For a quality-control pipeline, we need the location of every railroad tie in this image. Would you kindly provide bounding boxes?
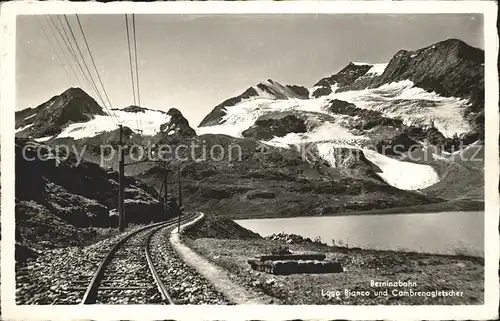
[68,286,153,291]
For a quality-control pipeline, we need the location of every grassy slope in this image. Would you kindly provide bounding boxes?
[133,134,438,220]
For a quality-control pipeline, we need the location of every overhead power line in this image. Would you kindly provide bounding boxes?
[132,14,142,132]
[132,14,141,107]
[45,14,120,127]
[43,16,87,89]
[36,15,74,86]
[125,14,139,131]
[63,15,113,117]
[48,15,100,101]
[75,14,119,124]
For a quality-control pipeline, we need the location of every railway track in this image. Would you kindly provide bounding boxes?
[78,213,198,304]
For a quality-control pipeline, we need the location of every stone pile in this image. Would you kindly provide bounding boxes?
[265,232,324,245]
[248,252,342,275]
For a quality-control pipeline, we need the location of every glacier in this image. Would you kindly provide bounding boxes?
[196,79,470,190]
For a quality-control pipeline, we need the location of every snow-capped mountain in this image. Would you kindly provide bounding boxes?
[15,38,484,220]
[196,38,484,192]
[15,88,195,142]
[198,79,309,127]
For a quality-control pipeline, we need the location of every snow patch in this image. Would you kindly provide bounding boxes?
[266,122,370,150]
[56,109,172,140]
[363,149,440,190]
[351,62,388,75]
[330,80,471,138]
[24,114,36,120]
[309,86,322,98]
[261,140,292,150]
[352,62,372,66]
[34,136,53,142]
[196,95,333,138]
[316,143,339,167]
[15,123,33,133]
[365,63,388,76]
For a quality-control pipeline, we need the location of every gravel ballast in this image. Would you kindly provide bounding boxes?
[16,215,232,305]
[16,224,150,305]
[149,224,231,304]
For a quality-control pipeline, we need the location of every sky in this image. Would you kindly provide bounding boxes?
[16,14,483,127]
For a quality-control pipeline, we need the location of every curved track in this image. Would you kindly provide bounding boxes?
[80,213,197,304]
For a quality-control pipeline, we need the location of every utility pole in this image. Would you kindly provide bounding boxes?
[118,125,125,232]
[178,163,183,209]
[177,163,182,233]
[163,161,168,215]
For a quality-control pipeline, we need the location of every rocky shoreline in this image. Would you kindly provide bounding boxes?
[182,216,484,305]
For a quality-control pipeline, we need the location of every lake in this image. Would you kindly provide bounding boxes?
[236,211,484,257]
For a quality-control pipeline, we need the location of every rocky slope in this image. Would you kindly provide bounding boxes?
[14,137,168,251]
[183,215,262,240]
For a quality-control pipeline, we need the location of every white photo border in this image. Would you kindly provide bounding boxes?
[1,1,498,320]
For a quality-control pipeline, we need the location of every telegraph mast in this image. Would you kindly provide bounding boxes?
[118,125,126,232]
[163,161,168,214]
[177,163,183,232]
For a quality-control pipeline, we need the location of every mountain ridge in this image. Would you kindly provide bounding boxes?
[14,37,484,235]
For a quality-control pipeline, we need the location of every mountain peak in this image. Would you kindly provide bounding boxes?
[159,108,196,137]
[15,87,106,139]
[60,87,92,101]
[199,79,308,127]
[436,38,469,48]
[119,105,165,114]
[254,79,308,100]
[311,63,373,98]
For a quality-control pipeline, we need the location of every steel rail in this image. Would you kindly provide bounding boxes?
[80,213,197,304]
[145,224,176,304]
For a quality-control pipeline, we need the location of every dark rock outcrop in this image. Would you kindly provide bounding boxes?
[159,108,196,137]
[242,115,307,140]
[246,191,276,199]
[286,85,309,98]
[15,242,39,263]
[119,105,164,114]
[15,138,164,230]
[325,99,403,130]
[254,80,309,100]
[311,63,372,98]
[375,133,420,156]
[370,39,483,101]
